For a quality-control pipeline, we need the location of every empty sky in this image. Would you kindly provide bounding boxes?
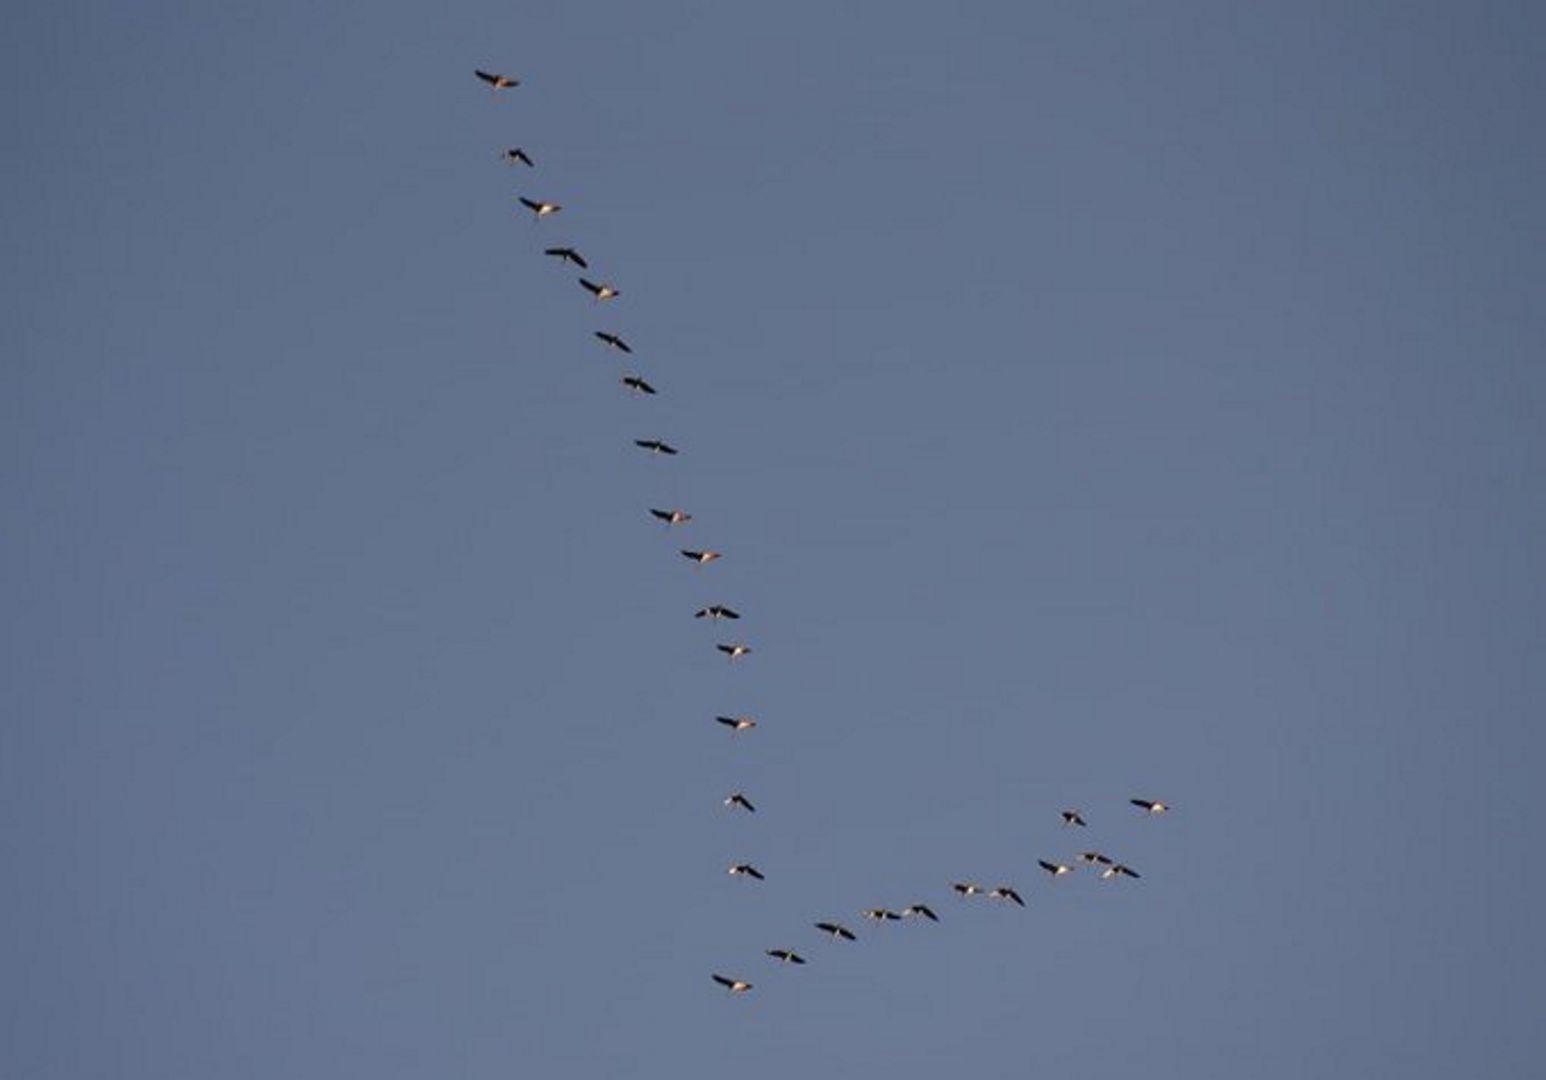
[4,2,1544,1077]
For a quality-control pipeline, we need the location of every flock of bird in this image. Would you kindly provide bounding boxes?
[474,67,1173,999]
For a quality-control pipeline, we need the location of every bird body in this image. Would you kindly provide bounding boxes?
[681,549,721,565]
[475,69,519,90]
[695,604,740,620]
[902,904,939,922]
[544,246,587,268]
[595,331,632,353]
[1038,860,1073,878]
[712,974,753,993]
[1131,798,1170,814]
[518,197,560,218]
[1061,810,1087,827]
[715,715,757,733]
[728,863,765,880]
[503,147,534,166]
[635,439,678,456]
[989,886,1025,907]
[815,921,856,941]
[650,508,692,525]
[580,278,620,300]
[724,792,756,813]
[717,643,751,661]
[766,949,806,965]
[621,375,657,396]
[1101,863,1141,880]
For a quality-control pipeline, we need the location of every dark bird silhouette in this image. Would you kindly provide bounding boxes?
[1131,798,1170,815]
[621,375,657,396]
[544,246,587,268]
[902,904,939,922]
[728,863,764,881]
[815,921,856,941]
[861,908,902,922]
[503,147,534,166]
[1038,860,1073,878]
[634,439,678,456]
[475,69,519,90]
[1061,810,1087,828]
[518,197,560,219]
[695,604,740,620]
[989,886,1025,907]
[595,331,632,353]
[712,974,753,994]
[1078,851,1114,867]
[717,643,751,661]
[681,549,721,565]
[724,792,756,813]
[1101,863,1142,880]
[715,715,757,733]
[766,949,806,965]
[650,508,692,525]
[579,277,619,301]
[952,882,984,898]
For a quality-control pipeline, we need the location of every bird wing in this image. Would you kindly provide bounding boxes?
[712,974,733,988]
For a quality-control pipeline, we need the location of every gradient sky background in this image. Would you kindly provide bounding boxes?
[5,2,1544,1077]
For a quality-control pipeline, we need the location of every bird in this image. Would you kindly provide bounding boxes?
[579,278,620,301]
[952,882,984,898]
[861,908,902,922]
[814,921,856,941]
[518,197,560,219]
[1101,863,1142,880]
[988,886,1025,907]
[1078,851,1113,867]
[712,974,753,994]
[1131,798,1169,814]
[728,863,764,881]
[695,604,740,620]
[595,331,632,353]
[502,147,534,166]
[901,904,939,922]
[650,508,692,525]
[717,643,751,661]
[1038,860,1074,878]
[621,375,657,396]
[715,715,757,733]
[724,792,756,813]
[475,69,519,90]
[1061,810,1087,828]
[544,246,587,268]
[766,949,805,965]
[635,439,678,456]
[681,549,721,565]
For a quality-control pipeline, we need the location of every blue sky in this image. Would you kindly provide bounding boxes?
[4,2,1544,1077]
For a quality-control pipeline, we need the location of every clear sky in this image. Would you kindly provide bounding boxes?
[4,2,1544,1077]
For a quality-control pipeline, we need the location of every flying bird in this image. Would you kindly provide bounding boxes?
[544,246,587,268]
[766,949,806,965]
[502,147,534,166]
[634,439,678,456]
[1078,851,1113,867]
[1131,798,1170,814]
[861,908,902,922]
[475,69,519,90]
[814,922,856,941]
[724,792,756,813]
[712,974,753,994]
[579,278,619,301]
[1038,860,1073,878]
[728,863,765,881]
[650,508,692,525]
[952,882,984,898]
[1061,810,1087,828]
[681,549,721,565]
[717,643,751,661]
[621,375,657,396]
[715,715,757,733]
[594,331,632,353]
[695,604,740,620]
[989,886,1025,907]
[1101,863,1142,880]
[518,197,560,219]
[902,904,939,922]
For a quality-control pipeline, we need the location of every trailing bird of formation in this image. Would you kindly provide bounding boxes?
[473,65,1175,1001]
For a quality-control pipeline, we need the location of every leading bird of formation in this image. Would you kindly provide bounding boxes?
[475,68,1175,999]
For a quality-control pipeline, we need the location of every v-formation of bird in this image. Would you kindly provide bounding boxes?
[475,66,1172,1000]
